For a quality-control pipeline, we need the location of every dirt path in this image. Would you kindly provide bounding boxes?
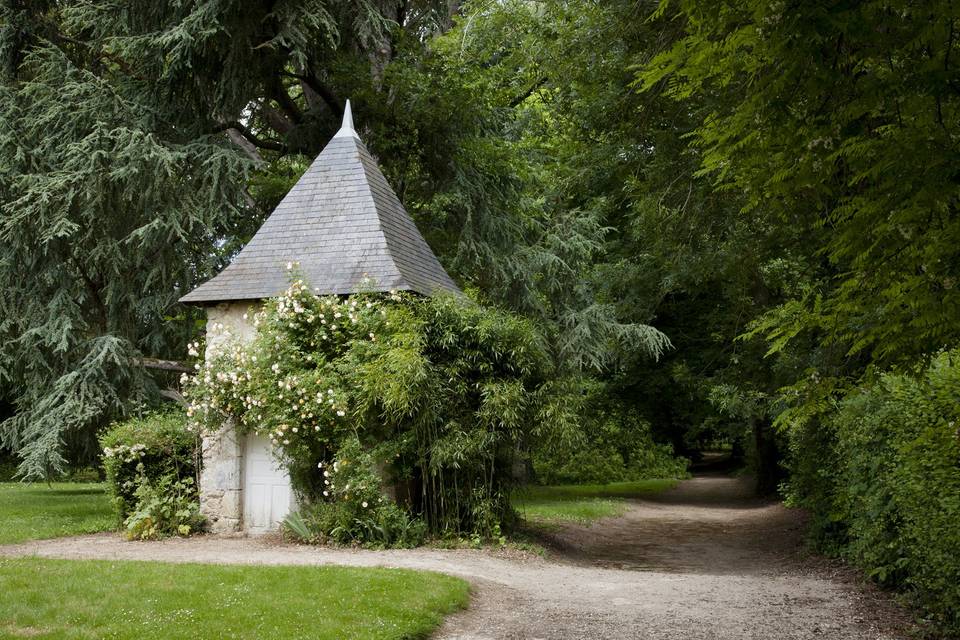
[0,473,912,639]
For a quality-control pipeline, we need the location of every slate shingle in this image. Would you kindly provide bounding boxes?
[180,101,461,304]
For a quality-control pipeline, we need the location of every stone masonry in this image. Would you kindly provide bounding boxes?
[199,301,259,533]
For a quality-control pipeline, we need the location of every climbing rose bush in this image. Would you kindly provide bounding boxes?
[184,276,574,542]
[184,278,385,453]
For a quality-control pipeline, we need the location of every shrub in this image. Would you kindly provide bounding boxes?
[786,349,960,635]
[532,402,688,485]
[123,467,204,539]
[100,411,204,539]
[283,437,426,548]
[185,280,582,543]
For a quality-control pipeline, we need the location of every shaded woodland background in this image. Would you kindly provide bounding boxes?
[1,1,959,632]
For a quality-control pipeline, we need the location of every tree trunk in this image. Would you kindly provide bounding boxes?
[752,417,781,496]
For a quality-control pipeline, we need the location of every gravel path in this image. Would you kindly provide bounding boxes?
[0,473,912,639]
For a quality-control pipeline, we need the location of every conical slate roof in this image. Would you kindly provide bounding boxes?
[181,101,460,304]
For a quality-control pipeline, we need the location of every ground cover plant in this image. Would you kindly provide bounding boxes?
[0,483,112,545]
[0,558,468,640]
[514,480,677,525]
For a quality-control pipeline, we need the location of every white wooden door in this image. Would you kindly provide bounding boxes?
[243,434,293,533]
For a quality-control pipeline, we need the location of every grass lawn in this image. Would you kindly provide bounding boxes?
[0,558,469,640]
[515,479,678,525]
[0,483,114,545]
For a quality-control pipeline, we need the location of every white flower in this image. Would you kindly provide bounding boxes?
[323,470,330,477]
[336,410,345,417]
[361,501,368,508]
[323,491,329,496]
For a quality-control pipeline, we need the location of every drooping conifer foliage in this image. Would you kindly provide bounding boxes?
[0,3,253,477]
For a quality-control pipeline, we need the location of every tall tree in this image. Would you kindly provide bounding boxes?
[0,1,459,477]
[636,0,960,482]
[0,0,670,477]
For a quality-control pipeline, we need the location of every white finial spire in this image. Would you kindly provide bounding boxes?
[334,99,358,138]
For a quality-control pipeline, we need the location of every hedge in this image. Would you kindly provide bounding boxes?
[791,350,960,635]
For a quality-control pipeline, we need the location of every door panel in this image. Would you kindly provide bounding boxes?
[243,434,292,533]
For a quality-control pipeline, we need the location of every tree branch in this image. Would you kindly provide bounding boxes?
[136,357,192,373]
[281,70,341,115]
[213,121,285,153]
[160,388,188,406]
[272,79,304,124]
[510,77,549,108]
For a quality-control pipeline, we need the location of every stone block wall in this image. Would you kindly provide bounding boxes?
[199,301,260,533]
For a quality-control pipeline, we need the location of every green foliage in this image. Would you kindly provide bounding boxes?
[122,467,204,540]
[639,0,960,369]
[99,411,202,537]
[1,0,673,485]
[0,7,255,478]
[186,281,578,541]
[531,388,688,485]
[0,0,473,482]
[533,425,687,486]
[786,351,960,634]
[284,438,426,547]
[0,449,16,481]
[632,1,960,626]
